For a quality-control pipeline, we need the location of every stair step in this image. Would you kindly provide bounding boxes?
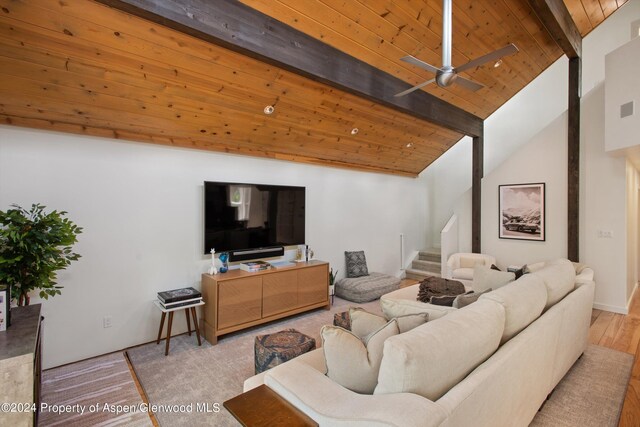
[419,249,441,263]
[411,259,441,273]
[406,268,441,280]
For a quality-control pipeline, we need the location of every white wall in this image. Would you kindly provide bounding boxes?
[481,114,568,268]
[0,126,428,368]
[424,58,569,248]
[605,36,640,153]
[425,0,640,313]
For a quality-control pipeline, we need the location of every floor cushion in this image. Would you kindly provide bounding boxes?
[335,272,401,303]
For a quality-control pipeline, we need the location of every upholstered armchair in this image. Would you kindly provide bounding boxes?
[445,253,497,288]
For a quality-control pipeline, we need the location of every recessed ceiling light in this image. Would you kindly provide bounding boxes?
[406,143,413,148]
[493,59,503,68]
[263,105,275,115]
[351,128,359,135]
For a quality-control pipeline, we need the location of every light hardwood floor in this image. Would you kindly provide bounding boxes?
[591,289,640,427]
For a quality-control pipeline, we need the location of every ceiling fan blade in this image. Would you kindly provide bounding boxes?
[455,76,484,92]
[394,78,436,97]
[400,56,441,75]
[455,44,519,73]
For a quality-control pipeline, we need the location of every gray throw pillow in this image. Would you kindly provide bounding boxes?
[429,295,457,306]
[345,251,369,278]
[453,288,493,309]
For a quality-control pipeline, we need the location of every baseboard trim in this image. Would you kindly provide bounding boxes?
[593,302,629,315]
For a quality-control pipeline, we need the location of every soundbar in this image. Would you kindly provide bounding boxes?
[229,246,285,262]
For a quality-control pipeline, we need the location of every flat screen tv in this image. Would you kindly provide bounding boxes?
[204,181,306,255]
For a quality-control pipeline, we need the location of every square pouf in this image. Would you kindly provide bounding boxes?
[254,329,316,374]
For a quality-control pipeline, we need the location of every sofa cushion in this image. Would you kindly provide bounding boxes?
[480,274,547,343]
[349,307,428,338]
[322,320,399,394]
[345,251,369,278]
[472,266,515,293]
[381,285,456,321]
[529,259,576,309]
[374,299,505,401]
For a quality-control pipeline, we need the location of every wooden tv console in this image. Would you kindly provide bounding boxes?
[201,260,329,344]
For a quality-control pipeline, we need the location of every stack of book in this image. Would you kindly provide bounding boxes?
[240,260,271,273]
[157,287,202,310]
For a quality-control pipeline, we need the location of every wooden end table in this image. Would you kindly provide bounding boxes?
[153,300,204,355]
[224,384,317,427]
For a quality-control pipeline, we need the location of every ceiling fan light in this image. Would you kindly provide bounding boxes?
[493,59,503,68]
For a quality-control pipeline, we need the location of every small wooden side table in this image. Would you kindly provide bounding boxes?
[224,384,317,427]
[153,300,204,356]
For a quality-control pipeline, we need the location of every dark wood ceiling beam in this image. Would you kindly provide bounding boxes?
[94,0,483,137]
[528,0,582,58]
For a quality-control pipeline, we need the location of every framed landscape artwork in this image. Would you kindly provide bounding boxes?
[499,183,545,241]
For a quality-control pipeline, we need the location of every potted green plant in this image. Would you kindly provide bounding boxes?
[329,268,338,297]
[0,204,82,306]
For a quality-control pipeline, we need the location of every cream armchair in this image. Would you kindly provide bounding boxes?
[445,253,496,288]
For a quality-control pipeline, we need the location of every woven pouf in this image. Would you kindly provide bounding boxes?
[254,329,316,374]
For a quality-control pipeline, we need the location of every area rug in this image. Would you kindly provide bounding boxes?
[126,297,381,426]
[128,301,633,427]
[40,351,152,427]
[530,344,634,426]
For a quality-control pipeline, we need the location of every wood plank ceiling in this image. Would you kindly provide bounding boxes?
[0,0,626,176]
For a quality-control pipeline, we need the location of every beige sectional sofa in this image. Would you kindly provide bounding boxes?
[243,259,595,427]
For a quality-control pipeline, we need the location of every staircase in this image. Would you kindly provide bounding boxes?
[406,248,442,281]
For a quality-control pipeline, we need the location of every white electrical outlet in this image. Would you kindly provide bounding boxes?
[103,315,112,328]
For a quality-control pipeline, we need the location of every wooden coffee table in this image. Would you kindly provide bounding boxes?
[224,384,317,427]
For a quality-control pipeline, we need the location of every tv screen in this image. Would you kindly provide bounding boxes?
[204,181,306,254]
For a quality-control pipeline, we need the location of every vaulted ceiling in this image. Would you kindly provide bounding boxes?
[0,0,627,176]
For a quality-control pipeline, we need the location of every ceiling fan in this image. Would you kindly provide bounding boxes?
[395,0,519,97]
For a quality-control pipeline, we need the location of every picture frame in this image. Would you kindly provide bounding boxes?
[499,183,545,241]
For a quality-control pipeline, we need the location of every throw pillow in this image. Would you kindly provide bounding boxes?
[322,320,399,394]
[452,288,492,309]
[349,307,387,338]
[429,295,457,306]
[490,264,501,271]
[349,307,428,338]
[345,251,369,278]
[395,312,429,332]
[472,266,515,293]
